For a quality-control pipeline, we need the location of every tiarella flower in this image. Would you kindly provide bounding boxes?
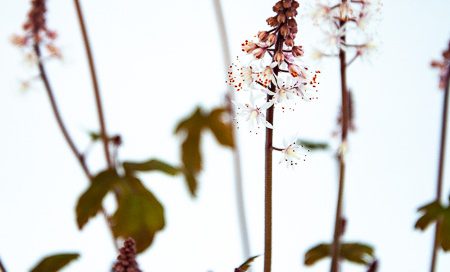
[431,41,450,90]
[256,62,278,87]
[278,139,308,167]
[266,77,298,105]
[233,95,274,132]
[227,57,257,92]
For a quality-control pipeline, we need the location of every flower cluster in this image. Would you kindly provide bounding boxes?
[311,0,381,59]
[431,41,450,90]
[227,0,317,166]
[112,238,142,272]
[11,0,61,59]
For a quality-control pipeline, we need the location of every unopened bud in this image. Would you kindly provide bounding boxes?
[282,0,292,8]
[280,24,289,37]
[277,13,286,23]
[267,33,277,46]
[273,1,283,12]
[267,16,279,27]
[258,31,269,42]
[287,18,297,28]
[292,45,304,57]
[274,51,285,63]
[285,38,294,47]
[292,1,300,9]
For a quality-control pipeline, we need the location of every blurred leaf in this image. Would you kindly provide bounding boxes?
[30,253,79,272]
[207,107,234,148]
[112,176,165,253]
[235,255,260,272]
[440,210,450,251]
[76,169,119,229]
[341,243,374,265]
[415,201,444,231]
[297,139,328,150]
[304,243,330,266]
[123,159,180,176]
[305,242,374,266]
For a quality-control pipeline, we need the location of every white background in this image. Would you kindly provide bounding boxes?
[1,0,450,271]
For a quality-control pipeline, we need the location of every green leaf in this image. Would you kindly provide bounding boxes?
[88,131,101,142]
[76,169,119,229]
[440,209,450,251]
[297,139,329,150]
[112,176,165,253]
[207,107,234,148]
[304,243,330,266]
[304,243,374,266]
[236,255,260,272]
[123,159,180,176]
[415,201,444,231]
[341,243,374,265]
[30,253,79,272]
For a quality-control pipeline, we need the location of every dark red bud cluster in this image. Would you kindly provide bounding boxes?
[112,238,142,272]
[23,0,55,43]
[265,0,300,50]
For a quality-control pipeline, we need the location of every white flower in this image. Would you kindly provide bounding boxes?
[279,140,307,167]
[227,57,256,92]
[233,93,274,133]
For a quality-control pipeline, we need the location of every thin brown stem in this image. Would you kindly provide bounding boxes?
[73,0,113,169]
[430,68,450,272]
[264,34,282,272]
[0,257,7,272]
[212,0,251,259]
[33,44,119,252]
[331,3,349,269]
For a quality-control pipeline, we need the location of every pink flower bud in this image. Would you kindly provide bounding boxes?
[292,45,304,57]
[280,24,289,37]
[267,33,277,46]
[258,31,269,42]
[253,48,266,59]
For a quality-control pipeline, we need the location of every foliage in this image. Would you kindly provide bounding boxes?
[305,242,375,266]
[235,255,260,272]
[30,253,79,272]
[415,200,450,251]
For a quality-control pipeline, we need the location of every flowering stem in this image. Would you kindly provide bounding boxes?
[264,33,282,272]
[212,0,251,259]
[73,0,113,169]
[33,44,119,252]
[430,68,450,272]
[330,10,349,272]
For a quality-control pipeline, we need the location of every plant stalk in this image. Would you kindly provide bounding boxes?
[212,0,251,259]
[330,11,349,272]
[0,257,7,272]
[73,0,113,169]
[430,67,450,272]
[33,44,118,251]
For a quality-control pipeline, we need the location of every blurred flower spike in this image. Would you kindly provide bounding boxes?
[11,0,61,59]
[312,0,381,59]
[431,41,450,90]
[227,0,320,132]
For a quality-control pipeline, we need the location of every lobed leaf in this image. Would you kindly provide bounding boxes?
[297,139,329,150]
[304,243,330,266]
[415,200,444,231]
[30,253,79,272]
[304,242,375,266]
[207,107,234,148]
[76,169,120,229]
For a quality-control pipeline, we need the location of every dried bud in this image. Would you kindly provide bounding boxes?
[288,63,301,77]
[284,38,294,47]
[267,33,277,46]
[267,16,278,27]
[253,48,266,59]
[292,45,304,57]
[274,51,285,63]
[280,24,289,37]
[277,13,287,23]
[258,31,269,42]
